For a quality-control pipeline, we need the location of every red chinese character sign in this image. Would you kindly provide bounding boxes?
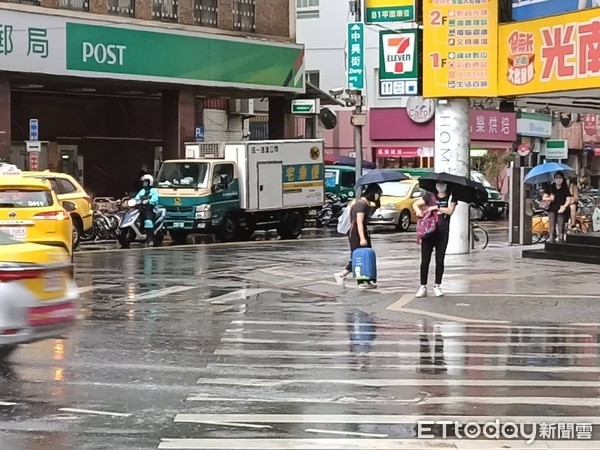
[469,110,516,142]
[499,8,600,95]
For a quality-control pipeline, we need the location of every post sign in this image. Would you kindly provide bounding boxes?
[291,99,320,114]
[195,126,204,142]
[545,139,568,160]
[365,0,415,24]
[347,23,365,90]
[29,152,39,171]
[29,119,39,142]
[423,0,498,98]
[378,29,419,97]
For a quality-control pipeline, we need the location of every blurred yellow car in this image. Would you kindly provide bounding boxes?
[0,167,73,256]
[0,233,78,358]
[369,179,424,232]
[23,171,92,248]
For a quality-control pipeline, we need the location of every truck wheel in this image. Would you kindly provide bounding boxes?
[218,214,239,242]
[278,211,304,239]
[153,232,165,247]
[170,230,189,245]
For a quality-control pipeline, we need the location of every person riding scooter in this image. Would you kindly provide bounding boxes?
[135,174,159,245]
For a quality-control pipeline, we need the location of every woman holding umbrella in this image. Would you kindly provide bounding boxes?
[543,171,572,243]
[334,183,383,289]
[412,181,457,298]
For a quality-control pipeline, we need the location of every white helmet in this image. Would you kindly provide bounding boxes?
[140,174,154,186]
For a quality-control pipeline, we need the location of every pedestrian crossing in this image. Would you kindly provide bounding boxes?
[158,317,600,449]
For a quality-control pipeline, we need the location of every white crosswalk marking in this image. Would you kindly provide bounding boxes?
[158,318,600,449]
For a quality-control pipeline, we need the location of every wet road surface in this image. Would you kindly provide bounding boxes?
[3,227,600,449]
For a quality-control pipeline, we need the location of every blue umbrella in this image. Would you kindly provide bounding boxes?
[523,162,576,184]
[355,169,408,187]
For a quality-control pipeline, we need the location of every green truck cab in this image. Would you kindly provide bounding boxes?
[157,140,325,243]
[324,165,357,198]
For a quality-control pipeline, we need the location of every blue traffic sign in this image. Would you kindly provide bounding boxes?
[195,126,204,142]
[347,23,365,90]
[29,119,39,142]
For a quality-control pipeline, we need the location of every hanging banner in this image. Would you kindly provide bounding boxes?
[423,0,498,98]
[498,8,600,96]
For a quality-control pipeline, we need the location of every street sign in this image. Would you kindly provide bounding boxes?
[347,23,365,90]
[29,152,39,171]
[29,119,39,142]
[544,140,568,160]
[378,29,420,97]
[195,126,204,142]
[365,0,415,24]
[291,99,320,114]
[26,141,41,152]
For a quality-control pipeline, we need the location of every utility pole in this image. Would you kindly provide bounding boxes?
[351,0,365,199]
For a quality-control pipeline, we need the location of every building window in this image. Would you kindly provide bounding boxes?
[108,0,135,16]
[153,0,179,22]
[297,0,318,18]
[59,0,89,11]
[305,71,320,88]
[194,0,218,27]
[233,0,255,32]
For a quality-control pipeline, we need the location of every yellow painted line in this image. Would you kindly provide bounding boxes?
[395,307,509,324]
[386,294,415,311]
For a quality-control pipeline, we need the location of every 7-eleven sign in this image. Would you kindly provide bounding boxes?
[378,29,420,97]
[382,31,416,76]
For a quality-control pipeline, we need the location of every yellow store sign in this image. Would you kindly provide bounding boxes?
[423,0,498,98]
[499,8,600,96]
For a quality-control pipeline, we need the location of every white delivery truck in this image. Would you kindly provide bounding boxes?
[156,139,325,243]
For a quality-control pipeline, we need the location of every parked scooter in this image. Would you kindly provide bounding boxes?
[317,193,349,227]
[118,199,167,248]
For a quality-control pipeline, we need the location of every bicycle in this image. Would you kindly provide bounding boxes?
[471,222,489,250]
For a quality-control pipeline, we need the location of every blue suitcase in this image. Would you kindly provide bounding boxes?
[352,247,377,283]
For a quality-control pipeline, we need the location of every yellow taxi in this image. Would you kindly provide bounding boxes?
[23,171,93,248]
[0,233,78,358]
[0,165,73,256]
[369,179,424,232]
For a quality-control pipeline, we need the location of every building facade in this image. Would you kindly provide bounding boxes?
[0,0,302,196]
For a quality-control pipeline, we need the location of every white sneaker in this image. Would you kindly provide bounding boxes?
[433,286,444,297]
[416,286,427,298]
[334,273,346,288]
[359,282,377,289]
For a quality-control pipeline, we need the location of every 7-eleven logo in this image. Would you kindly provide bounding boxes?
[383,33,415,75]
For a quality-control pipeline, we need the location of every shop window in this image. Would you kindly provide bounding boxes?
[233,0,255,32]
[59,0,89,11]
[305,71,320,88]
[297,0,319,18]
[194,0,217,27]
[153,0,179,22]
[108,0,135,17]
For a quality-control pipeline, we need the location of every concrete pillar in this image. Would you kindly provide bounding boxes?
[268,97,295,139]
[434,98,470,255]
[0,75,10,163]
[162,89,195,160]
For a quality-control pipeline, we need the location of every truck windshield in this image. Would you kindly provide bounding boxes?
[157,162,209,189]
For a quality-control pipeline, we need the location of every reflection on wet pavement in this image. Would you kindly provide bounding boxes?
[1,234,600,449]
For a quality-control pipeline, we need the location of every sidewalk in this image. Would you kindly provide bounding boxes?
[236,229,600,326]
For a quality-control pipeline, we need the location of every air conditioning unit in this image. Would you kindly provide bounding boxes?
[229,99,255,116]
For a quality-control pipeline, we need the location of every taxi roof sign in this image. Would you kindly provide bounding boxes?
[0,164,22,176]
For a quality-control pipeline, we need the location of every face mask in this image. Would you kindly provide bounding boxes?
[554,178,563,185]
[374,193,380,201]
[436,183,447,193]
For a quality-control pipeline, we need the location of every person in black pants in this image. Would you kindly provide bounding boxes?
[413,182,457,298]
[334,183,382,289]
[543,171,572,242]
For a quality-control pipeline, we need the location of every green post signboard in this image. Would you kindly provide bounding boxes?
[365,0,415,24]
[378,29,420,97]
[65,23,304,91]
[347,22,364,90]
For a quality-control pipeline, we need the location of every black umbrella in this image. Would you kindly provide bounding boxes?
[418,172,488,206]
[355,169,408,187]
